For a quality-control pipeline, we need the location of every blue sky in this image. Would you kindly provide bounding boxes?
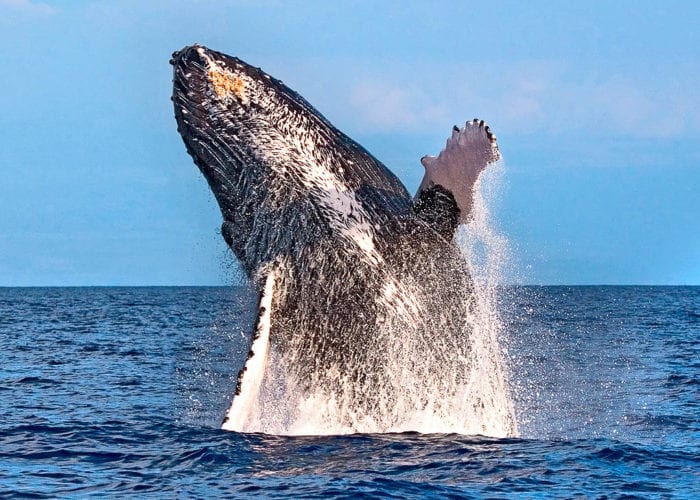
[1,0,698,285]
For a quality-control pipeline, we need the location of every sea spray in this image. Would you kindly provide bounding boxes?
[234,160,518,437]
[456,160,518,437]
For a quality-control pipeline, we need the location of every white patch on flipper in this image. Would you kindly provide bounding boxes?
[417,119,501,223]
[222,271,276,432]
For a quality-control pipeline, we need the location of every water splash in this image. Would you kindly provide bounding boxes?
[233,161,517,437]
[456,160,518,437]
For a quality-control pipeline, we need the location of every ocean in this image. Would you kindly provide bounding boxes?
[1,286,698,498]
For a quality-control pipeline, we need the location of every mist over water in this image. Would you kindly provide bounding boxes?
[233,161,518,437]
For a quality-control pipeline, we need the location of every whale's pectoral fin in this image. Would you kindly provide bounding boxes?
[221,270,277,432]
[414,119,501,226]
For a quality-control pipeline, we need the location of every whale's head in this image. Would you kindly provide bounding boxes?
[171,45,331,220]
[171,45,411,271]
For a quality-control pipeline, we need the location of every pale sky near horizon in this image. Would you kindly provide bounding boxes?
[1,0,698,285]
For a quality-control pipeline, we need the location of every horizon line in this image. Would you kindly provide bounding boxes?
[1,284,698,289]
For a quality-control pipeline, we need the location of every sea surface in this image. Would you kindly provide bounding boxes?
[1,286,698,498]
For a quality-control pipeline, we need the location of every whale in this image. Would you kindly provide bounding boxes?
[171,45,508,434]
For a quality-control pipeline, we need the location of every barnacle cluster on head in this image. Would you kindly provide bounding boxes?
[208,68,247,103]
[195,47,250,106]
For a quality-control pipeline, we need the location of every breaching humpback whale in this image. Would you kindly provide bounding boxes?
[171,45,508,434]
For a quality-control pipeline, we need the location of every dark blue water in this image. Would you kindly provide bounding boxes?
[1,286,698,498]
